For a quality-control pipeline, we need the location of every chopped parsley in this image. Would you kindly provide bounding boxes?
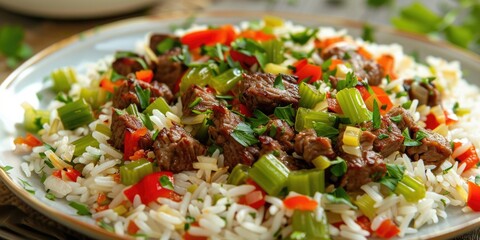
[247,109,270,128]
[69,201,91,216]
[274,105,295,126]
[156,38,179,54]
[325,187,357,209]
[389,115,402,123]
[273,74,286,90]
[378,133,389,140]
[312,122,339,139]
[0,165,13,172]
[379,163,405,191]
[18,178,35,194]
[289,28,318,45]
[159,175,174,190]
[188,97,202,109]
[372,99,381,130]
[329,157,347,177]
[336,72,358,91]
[134,84,151,110]
[230,123,259,147]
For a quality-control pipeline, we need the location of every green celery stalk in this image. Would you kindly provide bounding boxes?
[120,159,153,185]
[143,97,170,115]
[249,154,290,196]
[308,170,325,195]
[95,124,111,137]
[209,68,243,94]
[335,88,372,124]
[354,194,375,219]
[291,210,330,240]
[299,82,325,109]
[295,107,337,132]
[22,103,50,133]
[262,39,285,64]
[394,175,426,203]
[288,169,325,197]
[80,87,108,110]
[72,134,99,157]
[57,98,94,130]
[51,67,77,93]
[227,164,250,185]
[179,66,214,94]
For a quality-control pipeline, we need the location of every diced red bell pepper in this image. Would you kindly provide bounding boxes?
[64,168,81,182]
[377,54,397,80]
[375,219,400,239]
[123,127,148,160]
[14,133,42,148]
[293,60,322,83]
[127,220,140,235]
[229,49,258,69]
[444,109,458,125]
[426,109,459,130]
[238,179,266,209]
[327,98,343,114]
[314,36,345,51]
[467,181,480,211]
[100,78,125,93]
[135,69,154,83]
[329,59,343,71]
[238,30,275,41]
[181,29,228,50]
[219,24,237,45]
[356,216,373,234]
[123,171,175,205]
[184,222,208,240]
[283,195,318,211]
[453,141,480,171]
[231,99,252,117]
[357,47,373,60]
[52,169,62,179]
[425,113,440,130]
[362,86,393,115]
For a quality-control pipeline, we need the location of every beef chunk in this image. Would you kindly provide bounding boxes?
[358,116,404,157]
[403,79,441,107]
[337,130,386,191]
[112,55,144,77]
[321,45,384,86]
[153,123,206,172]
[109,111,153,151]
[405,130,452,168]
[240,73,300,114]
[152,47,185,90]
[264,119,295,152]
[387,107,451,167]
[208,105,259,170]
[149,34,180,55]
[181,85,219,117]
[112,78,174,109]
[294,129,336,162]
[387,106,416,131]
[259,136,309,170]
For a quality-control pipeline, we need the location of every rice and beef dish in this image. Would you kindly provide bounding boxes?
[13,16,480,239]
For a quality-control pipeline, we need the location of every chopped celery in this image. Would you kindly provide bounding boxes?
[209,68,243,94]
[262,39,285,65]
[264,63,291,75]
[343,126,361,147]
[95,124,111,137]
[144,97,170,115]
[312,156,331,170]
[394,175,426,203]
[120,159,153,185]
[354,194,376,219]
[295,108,336,132]
[336,88,372,124]
[72,134,99,157]
[287,169,325,196]
[57,99,94,130]
[179,66,214,94]
[291,210,329,240]
[22,103,50,133]
[80,87,108,110]
[299,82,325,109]
[50,67,77,93]
[227,164,250,185]
[249,154,290,196]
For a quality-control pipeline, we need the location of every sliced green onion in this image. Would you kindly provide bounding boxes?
[22,103,50,133]
[299,82,325,109]
[354,194,376,219]
[291,210,329,240]
[120,159,154,185]
[288,169,325,196]
[51,67,77,93]
[57,99,94,130]
[295,108,337,132]
[95,124,111,137]
[179,66,214,94]
[336,88,372,124]
[249,154,290,196]
[227,164,250,185]
[312,156,331,170]
[209,68,243,94]
[143,97,170,115]
[72,134,99,157]
[394,174,426,203]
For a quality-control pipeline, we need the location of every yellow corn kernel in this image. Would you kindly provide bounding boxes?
[187,184,198,193]
[343,126,361,147]
[263,15,284,27]
[312,155,331,170]
[455,108,470,117]
[264,63,292,75]
[113,204,128,216]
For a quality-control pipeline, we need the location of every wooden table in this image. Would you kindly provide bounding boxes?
[0,0,478,239]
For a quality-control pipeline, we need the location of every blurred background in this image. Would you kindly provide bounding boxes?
[0,0,479,239]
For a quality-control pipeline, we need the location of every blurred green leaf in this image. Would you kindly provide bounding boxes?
[391,17,436,34]
[445,25,474,48]
[366,0,392,8]
[362,24,375,42]
[0,25,24,57]
[392,2,442,34]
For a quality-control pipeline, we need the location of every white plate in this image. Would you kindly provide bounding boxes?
[1,11,480,240]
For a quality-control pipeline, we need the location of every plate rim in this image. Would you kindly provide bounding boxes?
[1,9,480,240]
